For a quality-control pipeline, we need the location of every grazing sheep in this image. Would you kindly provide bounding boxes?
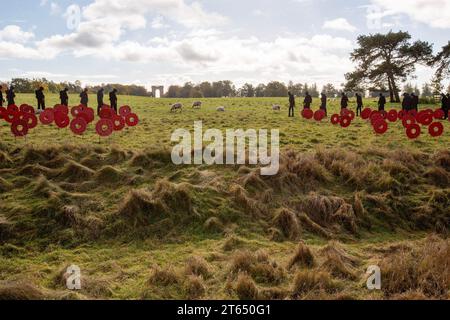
[272,105,281,111]
[216,106,225,112]
[170,103,183,112]
[192,101,202,109]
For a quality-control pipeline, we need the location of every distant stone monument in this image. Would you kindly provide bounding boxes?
[151,86,164,98]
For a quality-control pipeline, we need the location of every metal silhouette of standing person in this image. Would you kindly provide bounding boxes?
[411,93,419,111]
[0,85,4,107]
[303,91,312,109]
[60,88,69,106]
[6,86,15,106]
[340,92,349,110]
[80,88,89,106]
[442,93,449,119]
[402,93,411,111]
[97,88,104,115]
[288,91,295,117]
[356,93,363,116]
[35,86,46,111]
[320,93,327,116]
[109,88,118,113]
[378,93,386,111]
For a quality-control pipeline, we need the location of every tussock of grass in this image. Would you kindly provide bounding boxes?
[291,270,337,299]
[185,256,211,278]
[95,165,125,184]
[230,250,285,285]
[117,180,194,230]
[0,177,13,192]
[58,161,95,183]
[288,242,315,269]
[0,281,45,300]
[203,217,224,233]
[320,241,359,280]
[272,208,300,240]
[148,266,180,287]
[184,275,205,300]
[380,236,449,299]
[235,273,258,300]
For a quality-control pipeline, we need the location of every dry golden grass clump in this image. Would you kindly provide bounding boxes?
[230,249,285,285]
[222,234,244,251]
[230,184,266,216]
[58,161,95,183]
[291,270,337,299]
[203,217,224,233]
[380,236,449,299]
[319,242,360,280]
[148,266,180,287]
[0,176,13,192]
[272,208,300,240]
[235,273,259,300]
[184,275,206,300]
[288,242,316,269]
[185,256,211,279]
[94,165,125,184]
[0,281,45,300]
[117,180,194,228]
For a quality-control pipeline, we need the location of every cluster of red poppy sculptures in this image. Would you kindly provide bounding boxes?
[0,104,38,137]
[301,105,447,140]
[361,108,446,139]
[0,103,139,138]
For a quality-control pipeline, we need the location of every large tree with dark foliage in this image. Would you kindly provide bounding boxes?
[430,41,450,81]
[345,31,433,102]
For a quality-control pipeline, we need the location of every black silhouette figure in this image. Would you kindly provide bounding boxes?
[80,88,89,106]
[97,88,104,115]
[35,86,46,111]
[411,93,419,111]
[320,93,327,116]
[402,93,412,111]
[6,86,15,106]
[60,88,69,106]
[340,92,349,110]
[303,92,312,109]
[356,93,363,116]
[109,88,118,113]
[288,91,295,117]
[442,93,449,119]
[378,93,386,111]
[0,85,4,107]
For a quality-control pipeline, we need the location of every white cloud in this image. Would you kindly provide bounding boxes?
[371,0,450,29]
[323,18,357,32]
[0,25,35,43]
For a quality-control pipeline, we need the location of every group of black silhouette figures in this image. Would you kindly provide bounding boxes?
[288,91,450,119]
[0,85,119,115]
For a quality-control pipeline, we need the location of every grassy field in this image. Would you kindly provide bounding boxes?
[0,94,449,300]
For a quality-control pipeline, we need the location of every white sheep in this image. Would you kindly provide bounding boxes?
[272,105,281,111]
[192,101,202,109]
[170,103,183,112]
[216,106,225,112]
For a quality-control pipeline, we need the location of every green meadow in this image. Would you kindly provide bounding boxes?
[0,94,448,300]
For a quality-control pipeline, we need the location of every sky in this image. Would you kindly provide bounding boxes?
[0,0,449,90]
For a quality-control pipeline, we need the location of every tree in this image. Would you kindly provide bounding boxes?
[430,76,443,95]
[265,81,288,97]
[309,83,319,97]
[345,31,433,102]
[239,83,255,97]
[421,83,432,98]
[255,84,266,97]
[430,41,450,80]
[287,82,303,96]
[321,84,338,97]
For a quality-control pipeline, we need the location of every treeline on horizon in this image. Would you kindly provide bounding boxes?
[2,78,449,100]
